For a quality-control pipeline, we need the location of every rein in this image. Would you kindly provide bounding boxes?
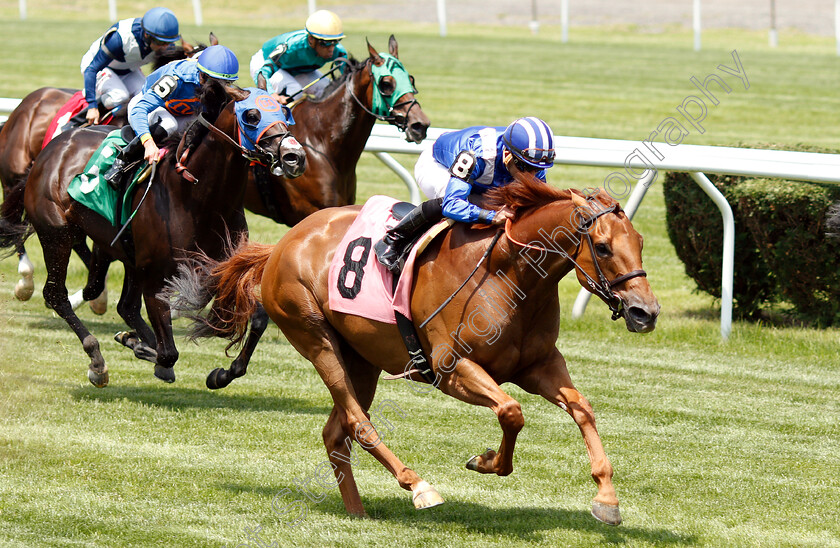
[418,229,504,329]
[504,202,647,321]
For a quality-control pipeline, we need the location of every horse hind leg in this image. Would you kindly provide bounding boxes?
[206,304,269,389]
[280,318,441,515]
[67,239,108,315]
[14,248,35,301]
[39,227,108,387]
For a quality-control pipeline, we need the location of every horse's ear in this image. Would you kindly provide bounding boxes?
[388,35,399,58]
[183,41,195,55]
[367,38,384,65]
[209,32,219,46]
[227,85,250,103]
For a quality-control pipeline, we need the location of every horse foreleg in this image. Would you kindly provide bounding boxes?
[143,283,178,383]
[206,304,269,389]
[14,249,34,301]
[114,266,157,363]
[436,358,524,477]
[513,352,621,526]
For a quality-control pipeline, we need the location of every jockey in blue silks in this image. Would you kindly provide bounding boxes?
[374,117,556,272]
[249,9,348,103]
[103,45,240,190]
[80,7,180,125]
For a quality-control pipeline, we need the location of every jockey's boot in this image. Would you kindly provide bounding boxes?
[104,136,144,191]
[374,198,443,273]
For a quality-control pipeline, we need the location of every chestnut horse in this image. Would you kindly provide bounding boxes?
[2,82,306,387]
[0,38,212,303]
[166,176,660,525]
[243,35,430,225]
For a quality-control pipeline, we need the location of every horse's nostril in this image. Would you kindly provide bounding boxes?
[627,306,651,324]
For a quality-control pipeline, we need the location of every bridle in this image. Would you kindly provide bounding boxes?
[345,57,421,133]
[176,108,294,182]
[504,198,647,321]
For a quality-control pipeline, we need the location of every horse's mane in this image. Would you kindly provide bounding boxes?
[483,171,620,220]
[161,79,248,153]
[152,42,209,70]
[309,56,365,102]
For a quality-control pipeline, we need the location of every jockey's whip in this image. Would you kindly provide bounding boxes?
[110,161,157,248]
[285,62,345,108]
[418,229,504,329]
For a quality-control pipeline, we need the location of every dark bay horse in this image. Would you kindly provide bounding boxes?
[166,175,660,525]
[243,35,430,225]
[2,81,305,387]
[0,38,213,304]
[199,36,430,390]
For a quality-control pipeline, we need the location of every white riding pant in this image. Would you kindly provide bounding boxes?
[95,68,146,110]
[127,94,195,139]
[249,50,330,97]
[415,148,452,199]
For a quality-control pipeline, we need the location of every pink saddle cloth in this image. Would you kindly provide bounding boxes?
[327,195,427,324]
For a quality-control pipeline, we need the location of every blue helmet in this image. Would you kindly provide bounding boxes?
[196,45,240,81]
[141,7,180,43]
[502,117,555,169]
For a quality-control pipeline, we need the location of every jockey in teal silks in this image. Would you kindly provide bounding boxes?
[249,10,348,103]
[374,117,556,272]
[80,7,180,125]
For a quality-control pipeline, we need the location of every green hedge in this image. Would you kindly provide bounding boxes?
[662,172,774,318]
[734,178,840,326]
[663,144,840,325]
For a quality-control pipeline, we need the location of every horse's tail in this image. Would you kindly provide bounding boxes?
[163,237,274,349]
[0,177,33,257]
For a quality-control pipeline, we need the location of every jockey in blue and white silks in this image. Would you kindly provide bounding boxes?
[249,10,348,101]
[80,7,180,125]
[374,117,556,272]
[104,45,240,190]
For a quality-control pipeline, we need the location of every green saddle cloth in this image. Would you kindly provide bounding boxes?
[68,129,147,226]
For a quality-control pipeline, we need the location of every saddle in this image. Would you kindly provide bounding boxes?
[42,91,119,149]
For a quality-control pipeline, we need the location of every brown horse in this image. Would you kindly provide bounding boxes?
[166,175,660,525]
[3,81,306,387]
[0,38,212,303]
[243,35,430,225]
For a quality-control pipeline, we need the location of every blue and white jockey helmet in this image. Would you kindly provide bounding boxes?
[196,45,240,81]
[141,7,180,43]
[502,117,556,169]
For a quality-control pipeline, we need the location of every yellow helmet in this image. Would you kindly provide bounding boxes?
[305,10,345,41]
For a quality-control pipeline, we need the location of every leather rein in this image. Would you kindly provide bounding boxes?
[504,201,647,321]
[175,111,289,183]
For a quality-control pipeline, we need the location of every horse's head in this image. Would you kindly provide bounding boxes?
[152,32,218,70]
[567,189,660,333]
[216,87,305,179]
[487,176,660,333]
[364,36,431,143]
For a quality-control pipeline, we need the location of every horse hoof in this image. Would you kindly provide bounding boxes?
[465,448,495,472]
[154,365,176,383]
[205,368,227,390]
[412,481,444,510]
[133,343,157,363]
[591,501,622,526]
[88,289,108,315]
[14,278,34,301]
[87,369,109,388]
